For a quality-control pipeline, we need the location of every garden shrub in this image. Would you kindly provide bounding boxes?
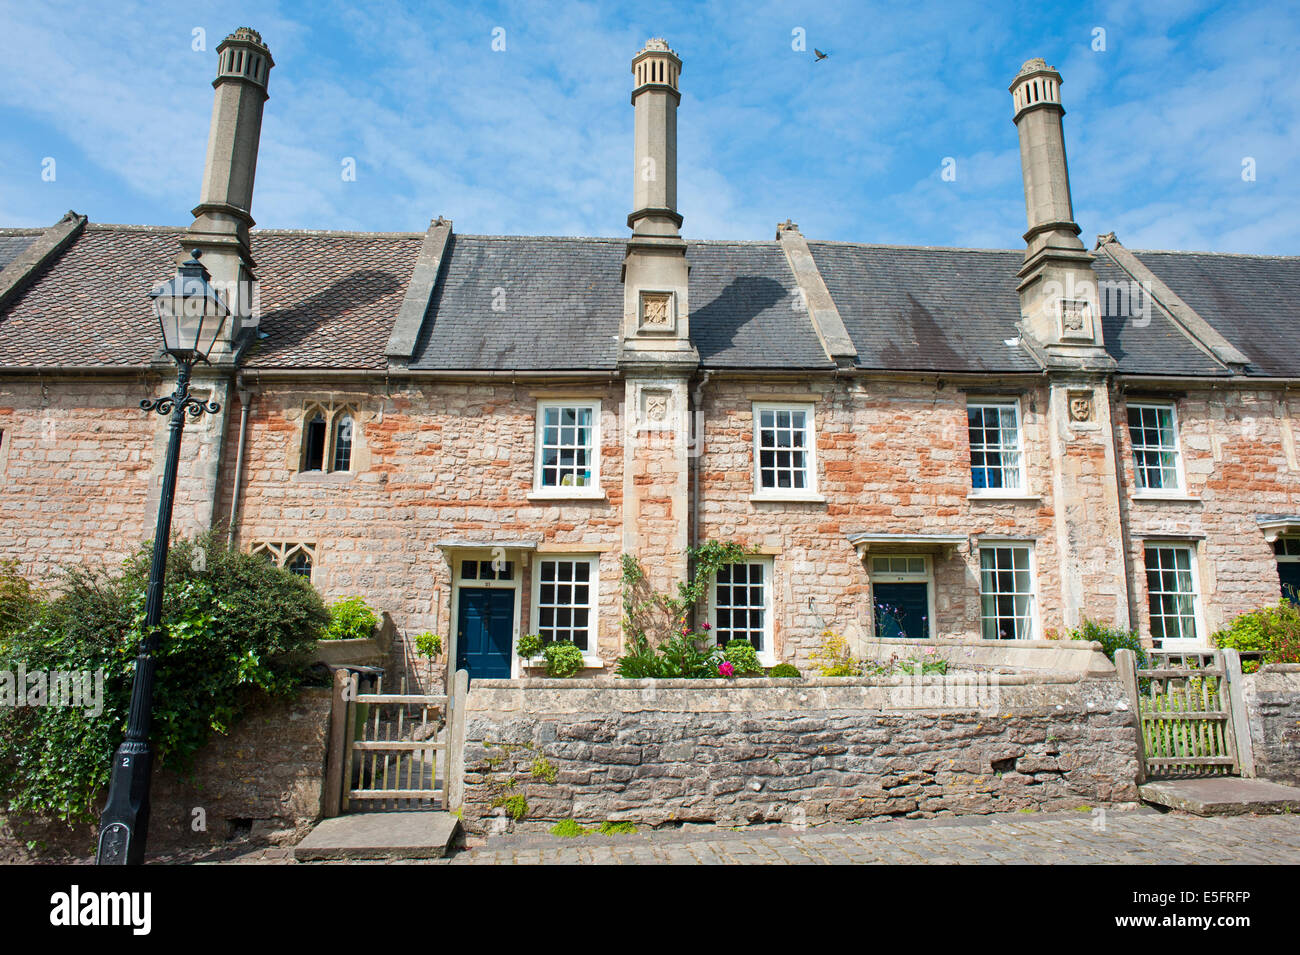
[413,631,442,659]
[722,639,762,676]
[0,560,39,640]
[811,630,862,676]
[767,663,802,678]
[1068,618,1147,668]
[516,632,543,661]
[541,640,585,678]
[323,595,379,641]
[1213,600,1300,673]
[0,534,329,824]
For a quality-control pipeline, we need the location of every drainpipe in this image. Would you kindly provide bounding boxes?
[226,378,255,547]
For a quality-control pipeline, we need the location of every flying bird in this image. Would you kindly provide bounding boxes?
[814,48,829,62]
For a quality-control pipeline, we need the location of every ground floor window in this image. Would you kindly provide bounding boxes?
[711,560,773,658]
[531,556,596,651]
[979,545,1034,640]
[1144,544,1200,645]
[1275,537,1300,604]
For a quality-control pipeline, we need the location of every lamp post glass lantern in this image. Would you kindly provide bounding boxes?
[95,249,228,865]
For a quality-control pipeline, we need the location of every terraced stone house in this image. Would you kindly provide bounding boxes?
[2,29,1299,686]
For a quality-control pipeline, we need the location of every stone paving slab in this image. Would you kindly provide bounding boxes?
[1139,778,1300,815]
[442,809,1300,865]
[292,811,460,860]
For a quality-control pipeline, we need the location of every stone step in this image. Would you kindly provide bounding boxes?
[293,811,461,861]
[1140,777,1300,815]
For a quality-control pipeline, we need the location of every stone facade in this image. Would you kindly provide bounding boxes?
[1243,664,1300,784]
[460,675,1141,833]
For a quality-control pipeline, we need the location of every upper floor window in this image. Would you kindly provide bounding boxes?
[534,401,600,495]
[1127,402,1182,492]
[299,402,358,474]
[978,544,1035,640]
[753,403,817,498]
[710,559,774,663]
[1144,544,1201,646]
[968,401,1024,493]
[531,556,597,651]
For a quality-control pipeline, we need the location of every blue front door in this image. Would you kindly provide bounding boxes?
[456,587,515,680]
[874,582,930,639]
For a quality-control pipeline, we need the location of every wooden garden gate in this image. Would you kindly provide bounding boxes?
[1115,648,1255,782]
[323,668,468,816]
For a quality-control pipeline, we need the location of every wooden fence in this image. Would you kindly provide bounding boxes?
[323,668,468,816]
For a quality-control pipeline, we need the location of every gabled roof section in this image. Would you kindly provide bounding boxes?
[688,240,831,369]
[809,242,1040,373]
[1124,248,1300,378]
[408,235,624,372]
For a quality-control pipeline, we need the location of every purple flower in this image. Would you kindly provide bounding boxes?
[719,661,735,678]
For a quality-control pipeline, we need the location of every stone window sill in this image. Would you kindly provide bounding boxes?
[522,655,605,670]
[967,492,1040,502]
[1131,492,1200,503]
[527,490,607,503]
[749,493,826,504]
[292,470,356,485]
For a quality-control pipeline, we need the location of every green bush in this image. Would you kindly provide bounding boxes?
[723,639,763,676]
[542,640,585,678]
[614,640,663,678]
[323,596,378,641]
[655,632,722,678]
[1213,600,1300,673]
[1068,618,1147,668]
[413,631,442,659]
[516,632,544,661]
[0,535,329,823]
[0,560,39,640]
[767,663,802,678]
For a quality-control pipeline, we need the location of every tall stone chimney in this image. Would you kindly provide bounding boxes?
[619,39,697,618]
[1009,58,1105,361]
[186,26,274,353]
[621,38,693,362]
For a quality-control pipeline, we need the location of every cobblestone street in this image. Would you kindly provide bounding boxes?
[444,809,1300,865]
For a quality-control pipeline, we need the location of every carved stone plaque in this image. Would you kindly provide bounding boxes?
[1068,390,1094,423]
[1059,299,1093,341]
[638,291,675,333]
[640,388,672,426]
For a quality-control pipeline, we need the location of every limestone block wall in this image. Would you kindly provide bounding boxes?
[461,674,1140,834]
[220,380,626,683]
[0,377,158,579]
[0,687,331,862]
[1243,664,1300,784]
[696,377,1062,669]
[1114,388,1300,640]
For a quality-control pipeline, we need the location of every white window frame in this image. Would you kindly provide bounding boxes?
[1143,542,1204,648]
[751,402,819,501]
[532,400,602,498]
[708,557,776,666]
[868,554,937,640]
[967,399,1027,496]
[529,554,600,659]
[1127,401,1185,495]
[977,543,1038,640]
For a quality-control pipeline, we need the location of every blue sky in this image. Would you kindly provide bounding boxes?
[2,0,1298,253]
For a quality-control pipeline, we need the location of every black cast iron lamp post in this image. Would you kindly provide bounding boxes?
[95,249,229,865]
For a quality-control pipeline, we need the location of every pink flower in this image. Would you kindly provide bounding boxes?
[719,661,735,678]
[702,623,711,630]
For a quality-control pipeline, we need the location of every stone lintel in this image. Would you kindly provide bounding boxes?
[385,216,454,362]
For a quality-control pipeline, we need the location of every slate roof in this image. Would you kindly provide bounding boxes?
[0,220,1296,378]
[1134,251,1300,378]
[0,232,39,272]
